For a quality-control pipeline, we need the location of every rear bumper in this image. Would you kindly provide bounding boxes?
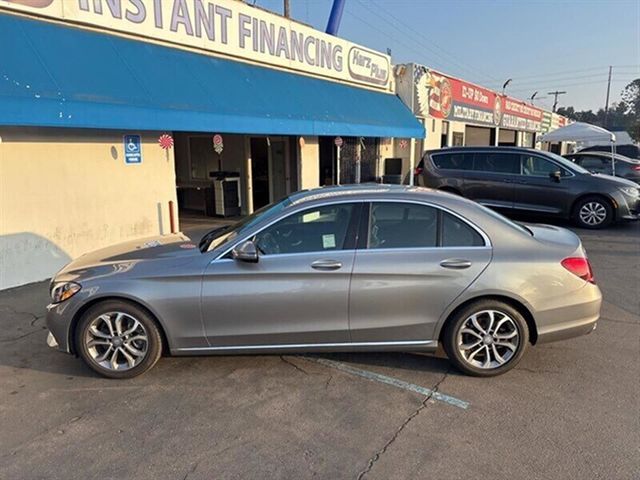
[535,284,602,344]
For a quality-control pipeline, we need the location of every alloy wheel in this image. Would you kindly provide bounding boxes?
[457,310,520,369]
[579,201,607,226]
[85,312,149,371]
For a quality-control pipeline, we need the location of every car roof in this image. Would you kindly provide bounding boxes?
[285,183,467,207]
[424,146,541,155]
[566,151,638,163]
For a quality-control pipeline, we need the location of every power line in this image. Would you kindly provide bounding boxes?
[358,0,501,83]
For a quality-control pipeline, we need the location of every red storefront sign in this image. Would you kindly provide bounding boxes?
[417,68,543,132]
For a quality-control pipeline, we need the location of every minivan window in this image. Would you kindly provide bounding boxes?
[472,152,519,174]
[369,202,437,249]
[431,153,472,170]
[521,155,570,177]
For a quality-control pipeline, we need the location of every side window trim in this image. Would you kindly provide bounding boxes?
[359,199,490,251]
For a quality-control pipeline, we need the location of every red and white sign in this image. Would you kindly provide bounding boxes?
[213,134,223,146]
[334,136,343,147]
[158,134,173,150]
[398,139,408,149]
[415,67,544,132]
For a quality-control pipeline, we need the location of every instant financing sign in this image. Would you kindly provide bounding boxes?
[0,0,391,90]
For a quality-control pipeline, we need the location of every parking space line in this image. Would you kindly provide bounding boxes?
[303,357,470,410]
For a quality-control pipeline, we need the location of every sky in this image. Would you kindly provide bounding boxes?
[254,0,640,112]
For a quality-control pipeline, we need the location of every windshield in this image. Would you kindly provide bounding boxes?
[545,151,590,174]
[200,196,293,252]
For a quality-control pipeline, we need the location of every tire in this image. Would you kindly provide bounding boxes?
[442,300,529,377]
[75,300,163,379]
[572,196,613,229]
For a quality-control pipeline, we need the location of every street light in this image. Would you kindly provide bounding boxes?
[502,78,512,95]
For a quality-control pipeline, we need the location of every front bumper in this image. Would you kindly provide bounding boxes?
[615,193,639,221]
[45,300,80,354]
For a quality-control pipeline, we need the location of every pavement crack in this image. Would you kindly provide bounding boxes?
[280,355,310,375]
[356,370,450,480]
[182,462,199,480]
[0,327,47,343]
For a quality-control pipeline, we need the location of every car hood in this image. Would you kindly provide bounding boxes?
[54,233,201,279]
[590,173,638,188]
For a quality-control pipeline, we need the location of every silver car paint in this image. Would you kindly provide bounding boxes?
[46,185,602,357]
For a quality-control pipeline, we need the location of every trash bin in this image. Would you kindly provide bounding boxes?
[210,171,241,217]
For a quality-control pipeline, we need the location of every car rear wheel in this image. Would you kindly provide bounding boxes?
[76,300,163,379]
[443,300,529,377]
[573,196,613,229]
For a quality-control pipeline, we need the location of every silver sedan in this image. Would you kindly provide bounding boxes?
[46,185,602,378]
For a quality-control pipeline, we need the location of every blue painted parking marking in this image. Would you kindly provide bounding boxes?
[304,357,470,410]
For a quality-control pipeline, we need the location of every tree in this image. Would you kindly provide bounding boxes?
[620,79,640,142]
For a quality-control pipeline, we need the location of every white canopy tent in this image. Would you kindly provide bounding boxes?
[539,122,618,174]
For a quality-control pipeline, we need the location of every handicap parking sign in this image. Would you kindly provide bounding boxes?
[123,135,142,164]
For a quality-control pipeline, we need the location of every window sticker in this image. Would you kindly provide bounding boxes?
[303,211,321,223]
[322,234,336,249]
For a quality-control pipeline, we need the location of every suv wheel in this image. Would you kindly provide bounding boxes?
[573,196,613,229]
[76,300,163,379]
[443,300,529,377]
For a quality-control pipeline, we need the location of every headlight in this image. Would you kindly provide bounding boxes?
[50,282,81,303]
[619,187,640,198]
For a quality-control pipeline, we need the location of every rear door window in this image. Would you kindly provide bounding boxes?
[442,212,485,247]
[368,203,438,249]
[472,152,519,174]
[431,153,473,170]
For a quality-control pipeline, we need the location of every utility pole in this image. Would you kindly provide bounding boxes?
[548,90,567,112]
[604,65,613,128]
[284,0,290,17]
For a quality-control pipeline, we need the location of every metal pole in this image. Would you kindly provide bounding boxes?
[548,90,567,113]
[336,146,341,185]
[408,138,416,186]
[283,0,290,18]
[604,66,612,128]
[326,0,346,35]
[611,140,616,176]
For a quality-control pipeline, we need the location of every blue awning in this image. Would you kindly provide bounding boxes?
[0,13,424,138]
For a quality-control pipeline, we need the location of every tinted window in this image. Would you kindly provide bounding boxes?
[369,202,437,249]
[472,152,519,174]
[521,155,569,176]
[254,203,354,255]
[432,153,473,170]
[442,212,485,247]
[581,157,608,171]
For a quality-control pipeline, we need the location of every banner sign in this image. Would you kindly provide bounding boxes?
[414,66,543,132]
[0,0,391,91]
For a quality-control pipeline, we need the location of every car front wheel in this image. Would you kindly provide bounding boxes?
[76,300,163,379]
[443,300,529,377]
[573,196,613,229]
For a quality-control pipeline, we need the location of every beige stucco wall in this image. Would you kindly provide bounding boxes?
[0,127,178,290]
[298,137,320,190]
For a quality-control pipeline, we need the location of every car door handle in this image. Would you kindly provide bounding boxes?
[311,259,342,271]
[440,259,472,269]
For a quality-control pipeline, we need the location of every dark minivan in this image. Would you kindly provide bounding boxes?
[415,147,639,229]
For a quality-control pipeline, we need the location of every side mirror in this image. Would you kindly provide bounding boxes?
[549,170,562,182]
[232,240,258,263]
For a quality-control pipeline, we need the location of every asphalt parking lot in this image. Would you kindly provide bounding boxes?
[0,221,638,480]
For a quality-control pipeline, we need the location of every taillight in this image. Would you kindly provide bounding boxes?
[414,167,424,175]
[632,165,640,171]
[561,257,595,283]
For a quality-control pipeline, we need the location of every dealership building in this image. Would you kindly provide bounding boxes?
[391,63,570,170]
[0,0,425,290]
